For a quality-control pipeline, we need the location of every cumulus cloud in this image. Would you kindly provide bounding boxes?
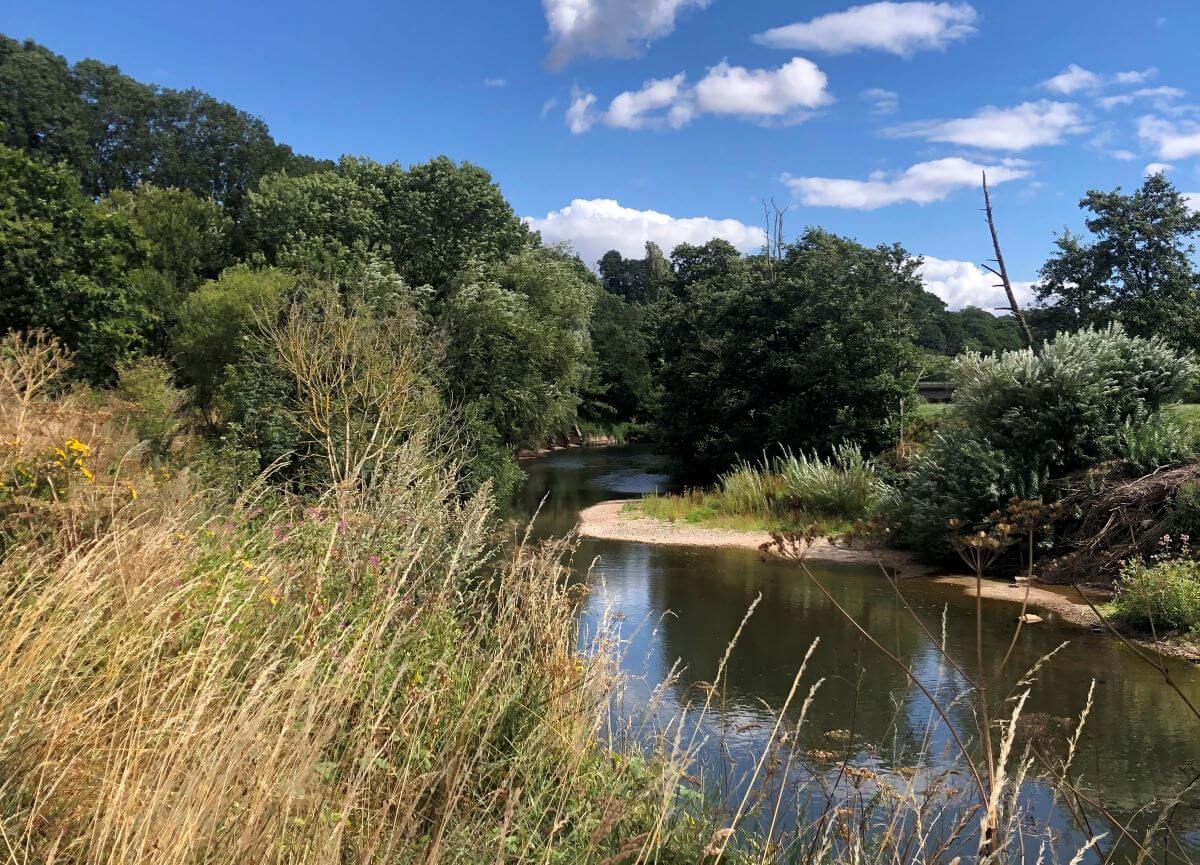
[542,0,709,68]
[782,157,1029,210]
[887,100,1086,151]
[1138,116,1200,160]
[523,198,765,265]
[919,256,1035,311]
[568,58,831,132]
[604,74,687,129]
[861,88,900,116]
[753,1,978,56]
[1145,162,1173,176]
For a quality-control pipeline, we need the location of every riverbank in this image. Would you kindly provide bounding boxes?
[578,499,1200,661]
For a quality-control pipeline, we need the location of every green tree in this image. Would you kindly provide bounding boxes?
[657,230,921,474]
[440,249,595,491]
[173,266,296,407]
[0,144,150,381]
[1036,173,1200,349]
[580,287,655,425]
[0,36,326,213]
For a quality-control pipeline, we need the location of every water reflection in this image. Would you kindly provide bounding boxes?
[513,446,1200,858]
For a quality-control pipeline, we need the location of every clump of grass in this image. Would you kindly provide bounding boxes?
[776,443,886,520]
[641,444,886,535]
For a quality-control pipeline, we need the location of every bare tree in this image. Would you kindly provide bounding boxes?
[981,171,1035,349]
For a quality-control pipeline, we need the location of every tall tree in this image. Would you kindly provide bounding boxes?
[656,231,921,474]
[0,144,150,381]
[1036,173,1200,348]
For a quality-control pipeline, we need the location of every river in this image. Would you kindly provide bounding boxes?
[511,445,1200,861]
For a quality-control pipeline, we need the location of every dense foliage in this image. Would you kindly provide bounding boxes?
[0,144,150,380]
[0,35,326,211]
[899,326,1198,554]
[655,230,921,474]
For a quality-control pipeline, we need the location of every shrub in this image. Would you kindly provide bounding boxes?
[1168,481,1200,538]
[1107,415,1194,475]
[1111,556,1200,633]
[116,357,188,457]
[776,442,886,520]
[900,428,1043,555]
[952,325,1197,476]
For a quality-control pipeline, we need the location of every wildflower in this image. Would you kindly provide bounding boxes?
[78,465,95,484]
[65,438,90,457]
[124,482,138,500]
[269,595,278,606]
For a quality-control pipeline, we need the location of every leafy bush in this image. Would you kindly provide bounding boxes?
[776,442,886,519]
[952,325,1197,477]
[1107,415,1194,475]
[1168,481,1200,538]
[898,326,1197,558]
[1111,556,1200,633]
[900,428,1043,555]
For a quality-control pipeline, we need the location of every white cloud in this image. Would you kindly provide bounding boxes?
[691,58,831,118]
[1138,116,1200,160]
[782,157,1029,210]
[1185,193,1200,213]
[753,1,977,56]
[1097,86,1186,111]
[523,198,765,265]
[483,77,507,88]
[542,0,709,68]
[861,87,900,116]
[1145,162,1173,176]
[1041,64,1158,96]
[604,74,687,129]
[569,58,832,133]
[887,100,1086,151]
[1041,64,1101,96]
[566,89,598,133]
[919,256,1035,310]
[541,97,560,118]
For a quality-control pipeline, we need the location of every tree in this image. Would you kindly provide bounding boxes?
[1036,173,1200,349]
[102,185,233,354]
[173,266,296,407]
[580,287,655,425]
[656,230,921,474]
[0,36,326,213]
[441,249,594,444]
[0,144,150,381]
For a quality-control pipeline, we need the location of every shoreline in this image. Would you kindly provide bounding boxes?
[577,499,1200,661]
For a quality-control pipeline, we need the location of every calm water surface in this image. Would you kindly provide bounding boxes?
[511,446,1200,860]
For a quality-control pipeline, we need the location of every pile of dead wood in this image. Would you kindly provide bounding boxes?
[1040,462,1200,585]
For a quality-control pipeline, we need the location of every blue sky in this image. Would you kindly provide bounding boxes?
[6,1,1200,308]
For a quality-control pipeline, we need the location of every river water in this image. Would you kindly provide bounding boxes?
[511,445,1200,860]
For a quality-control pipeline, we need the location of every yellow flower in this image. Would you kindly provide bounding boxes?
[54,448,68,461]
[269,595,278,606]
[65,438,90,457]
[79,466,95,484]
[124,482,138,500]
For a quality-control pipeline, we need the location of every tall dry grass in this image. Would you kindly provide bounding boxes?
[0,329,699,864]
